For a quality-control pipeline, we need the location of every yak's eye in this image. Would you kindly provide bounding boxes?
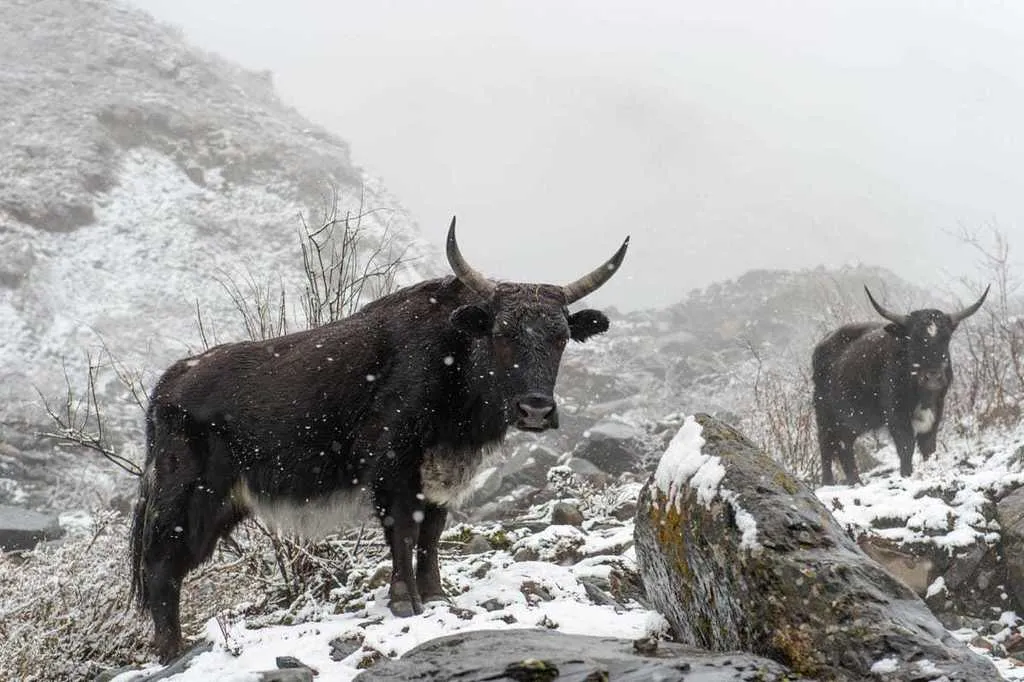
[555,337,568,350]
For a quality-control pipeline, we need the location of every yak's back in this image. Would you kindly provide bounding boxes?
[812,322,885,386]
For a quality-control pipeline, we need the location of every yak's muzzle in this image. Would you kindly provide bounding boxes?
[515,393,559,431]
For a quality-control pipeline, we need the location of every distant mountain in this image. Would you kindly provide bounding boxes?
[0,0,445,431]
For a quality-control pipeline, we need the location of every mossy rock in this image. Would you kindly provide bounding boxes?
[634,413,1000,681]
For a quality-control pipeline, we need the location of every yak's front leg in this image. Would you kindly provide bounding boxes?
[890,421,917,478]
[375,476,425,617]
[416,503,450,605]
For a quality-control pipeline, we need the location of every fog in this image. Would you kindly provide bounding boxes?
[131,0,1024,311]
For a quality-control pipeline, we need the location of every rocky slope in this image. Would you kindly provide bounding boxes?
[0,0,444,431]
[0,0,448,510]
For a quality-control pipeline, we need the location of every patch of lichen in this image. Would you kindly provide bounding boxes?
[504,658,561,681]
[769,623,826,678]
[486,529,511,551]
[772,469,800,495]
[445,526,475,544]
[648,491,694,584]
[646,488,737,648]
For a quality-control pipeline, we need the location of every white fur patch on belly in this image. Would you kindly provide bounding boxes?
[912,406,936,435]
[233,481,375,539]
[420,444,501,507]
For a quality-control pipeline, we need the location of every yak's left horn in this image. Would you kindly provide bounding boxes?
[562,236,631,305]
[950,284,991,325]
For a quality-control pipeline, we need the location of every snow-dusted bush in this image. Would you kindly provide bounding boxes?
[945,227,1024,436]
[0,509,387,680]
[0,511,161,679]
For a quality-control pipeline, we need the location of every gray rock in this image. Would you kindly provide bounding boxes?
[329,635,362,661]
[634,413,1001,682]
[561,457,611,487]
[471,484,543,522]
[354,629,807,681]
[580,579,618,606]
[499,445,561,493]
[466,445,562,510]
[572,420,645,477]
[549,501,583,527]
[997,485,1024,612]
[0,505,64,551]
[462,534,492,555]
[256,670,313,682]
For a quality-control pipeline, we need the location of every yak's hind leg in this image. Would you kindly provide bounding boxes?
[814,401,846,486]
[835,431,861,486]
[132,417,246,663]
[814,402,860,486]
[416,503,449,604]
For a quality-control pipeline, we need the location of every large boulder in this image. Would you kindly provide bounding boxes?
[571,419,647,477]
[355,629,808,681]
[997,485,1024,613]
[0,505,63,551]
[634,413,1000,681]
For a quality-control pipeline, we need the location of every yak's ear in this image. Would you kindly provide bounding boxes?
[569,309,610,342]
[450,304,492,336]
[882,322,905,337]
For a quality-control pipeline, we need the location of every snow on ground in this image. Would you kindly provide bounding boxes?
[816,424,1024,550]
[816,423,1024,680]
[113,516,658,681]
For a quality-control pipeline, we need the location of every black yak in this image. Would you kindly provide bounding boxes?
[130,218,629,662]
[812,284,989,485]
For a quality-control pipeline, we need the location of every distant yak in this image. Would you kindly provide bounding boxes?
[130,217,629,662]
[812,285,989,485]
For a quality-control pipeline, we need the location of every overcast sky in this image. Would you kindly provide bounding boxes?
[130,0,1024,311]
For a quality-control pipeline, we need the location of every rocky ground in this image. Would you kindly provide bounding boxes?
[4,409,1022,681]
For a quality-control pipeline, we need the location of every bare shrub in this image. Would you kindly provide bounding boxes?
[944,225,1024,436]
[0,511,388,679]
[197,188,412,347]
[0,511,152,680]
[37,346,147,478]
[737,341,820,483]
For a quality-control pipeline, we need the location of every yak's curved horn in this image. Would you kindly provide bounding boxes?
[562,236,631,305]
[864,286,908,326]
[950,284,991,325]
[446,216,496,298]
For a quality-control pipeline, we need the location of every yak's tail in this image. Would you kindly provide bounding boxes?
[129,403,159,612]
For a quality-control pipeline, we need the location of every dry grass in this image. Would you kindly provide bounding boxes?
[0,509,387,681]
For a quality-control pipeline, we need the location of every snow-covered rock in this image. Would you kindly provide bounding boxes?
[634,413,1001,681]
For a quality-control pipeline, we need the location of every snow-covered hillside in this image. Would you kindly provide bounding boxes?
[0,0,444,435]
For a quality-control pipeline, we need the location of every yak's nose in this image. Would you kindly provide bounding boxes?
[515,393,558,431]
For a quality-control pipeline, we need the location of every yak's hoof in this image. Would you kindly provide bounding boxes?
[156,638,185,666]
[421,592,451,605]
[389,598,424,617]
[157,640,212,669]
